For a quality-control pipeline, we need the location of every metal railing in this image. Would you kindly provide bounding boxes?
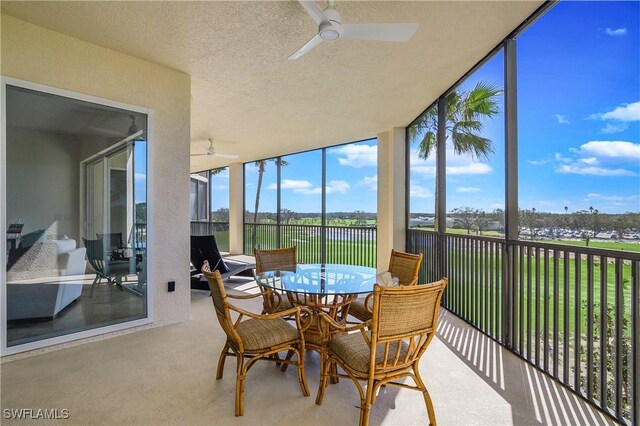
[407,229,639,425]
[243,223,377,267]
[134,223,147,247]
[190,221,230,252]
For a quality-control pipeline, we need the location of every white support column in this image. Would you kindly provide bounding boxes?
[228,162,244,255]
[377,127,406,272]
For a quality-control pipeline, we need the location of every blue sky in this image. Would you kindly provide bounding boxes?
[244,140,378,213]
[410,0,639,215]
[236,1,639,215]
[134,141,147,204]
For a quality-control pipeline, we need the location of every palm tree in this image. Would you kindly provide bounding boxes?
[251,158,286,250]
[409,81,502,229]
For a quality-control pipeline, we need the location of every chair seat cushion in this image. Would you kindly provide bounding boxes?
[329,332,409,374]
[236,317,299,351]
[348,300,372,322]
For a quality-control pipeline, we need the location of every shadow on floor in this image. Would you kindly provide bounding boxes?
[436,310,617,426]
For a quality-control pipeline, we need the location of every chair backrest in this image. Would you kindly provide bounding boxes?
[97,232,123,250]
[202,261,243,350]
[191,235,230,275]
[254,247,297,274]
[369,279,447,373]
[82,237,107,274]
[388,249,423,286]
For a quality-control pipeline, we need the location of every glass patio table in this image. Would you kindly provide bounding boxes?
[255,263,380,296]
[255,263,393,382]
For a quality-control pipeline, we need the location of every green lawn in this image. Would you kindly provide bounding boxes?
[442,246,634,340]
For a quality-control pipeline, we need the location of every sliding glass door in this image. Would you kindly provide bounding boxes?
[3,82,149,353]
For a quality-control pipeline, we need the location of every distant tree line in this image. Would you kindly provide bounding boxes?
[241,210,377,226]
[412,207,639,242]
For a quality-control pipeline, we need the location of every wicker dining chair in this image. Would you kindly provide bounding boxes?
[202,260,311,416]
[316,278,447,426]
[349,249,423,322]
[254,247,298,314]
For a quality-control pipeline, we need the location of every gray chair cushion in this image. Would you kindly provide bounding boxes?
[236,317,299,351]
[329,332,409,374]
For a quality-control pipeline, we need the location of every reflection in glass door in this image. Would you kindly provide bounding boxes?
[84,142,145,297]
[4,83,149,352]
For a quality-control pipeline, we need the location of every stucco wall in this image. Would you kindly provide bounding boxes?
[1,14,191,345]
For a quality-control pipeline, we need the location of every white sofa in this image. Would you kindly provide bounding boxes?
[7,237,87,320]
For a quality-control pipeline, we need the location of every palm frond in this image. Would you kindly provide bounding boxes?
[417,131,437,159]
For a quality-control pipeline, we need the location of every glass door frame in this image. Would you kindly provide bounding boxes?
[0,76,154,356]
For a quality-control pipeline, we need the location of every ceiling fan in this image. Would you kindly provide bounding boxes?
[289,0,419,60]
[191,138,239,159]
[88,115,145,140]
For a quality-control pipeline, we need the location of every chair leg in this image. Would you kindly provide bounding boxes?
[414,364,437,426]
[235,354,246,417]
[216,342,230,380]
[295,347,310,397]
[315,353,331,405]
[359,379,375,426]
[281,349,294,372]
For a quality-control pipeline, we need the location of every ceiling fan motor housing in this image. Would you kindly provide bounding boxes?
[319,7,341,40]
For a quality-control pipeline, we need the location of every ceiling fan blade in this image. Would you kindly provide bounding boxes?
[289,34,324,60]
[214,153,239,159]
[190,153,210,157]
[341,23,419,42]
[298,0,328,25]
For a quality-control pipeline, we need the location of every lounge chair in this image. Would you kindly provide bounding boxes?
[190,235,255,290]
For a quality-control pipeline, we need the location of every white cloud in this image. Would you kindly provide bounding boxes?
[410,184,432,198]
[267,179,313,191]
[411,164,437,176]
[212,184,228,190]
[409,150,492,176]
[556,165,636,177]
[135,172,146,182]
[604,27,627,36]
[269,178,350,195]
[447,163,492,175]
[332,144,377,168]
[601,123,629,134]
[358,175,377,191]
[576,141,640,159]
[579,157,599,165]
[325,180,350,194]
[528,160,549,166]
[456,186,481,193]
[551,141,639,178]
[555,114,570,124]
[589,101,640,122]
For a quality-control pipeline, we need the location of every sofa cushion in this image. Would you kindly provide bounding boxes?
[7,238,80,282]
[54,238,76,254]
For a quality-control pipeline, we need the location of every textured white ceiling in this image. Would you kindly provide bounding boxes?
[1,1,544,172]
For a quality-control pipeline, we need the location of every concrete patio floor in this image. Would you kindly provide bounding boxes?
[1,278,618,425]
